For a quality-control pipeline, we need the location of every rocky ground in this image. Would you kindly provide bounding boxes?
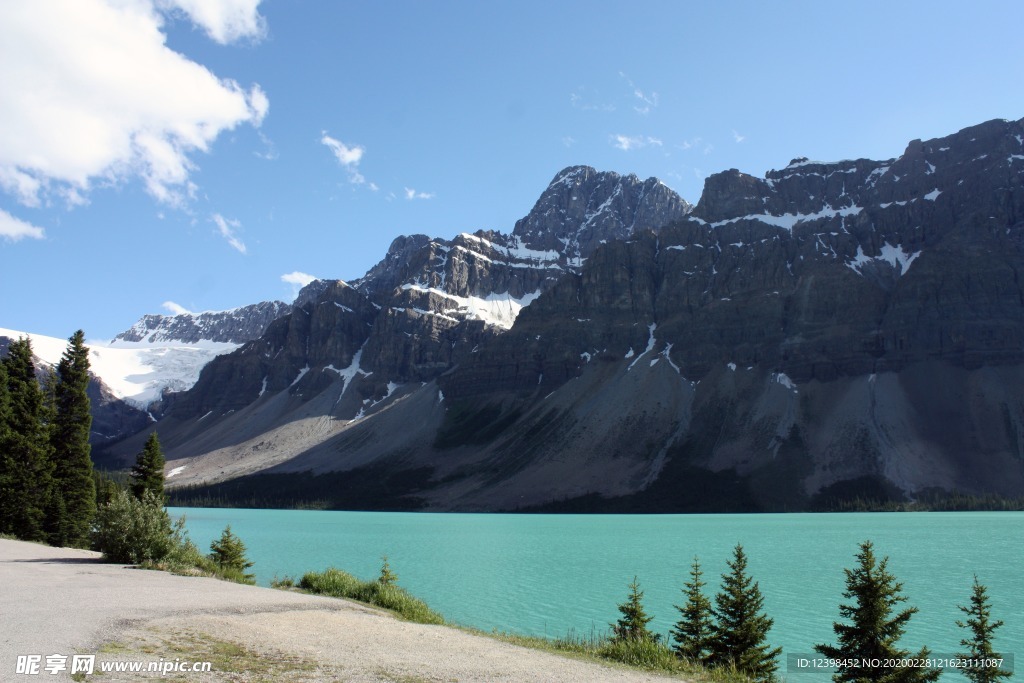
[0,539,680,682]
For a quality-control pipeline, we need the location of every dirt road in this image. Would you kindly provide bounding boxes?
[0,539,679,682]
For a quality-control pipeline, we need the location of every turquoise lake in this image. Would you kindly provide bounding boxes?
[170,509,1021,678]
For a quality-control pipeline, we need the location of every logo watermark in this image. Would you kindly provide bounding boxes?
[15,653,212,676]
[787,653,1014,674]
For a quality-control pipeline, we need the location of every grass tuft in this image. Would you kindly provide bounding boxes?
[298,567,445,625]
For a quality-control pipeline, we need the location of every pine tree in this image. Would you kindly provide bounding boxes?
[815,540,940,683]
[709,544,781,681]
[209,525,254,582]
[378,555,398,586]
[130,432,165,501]
[0,338,53,541]
[672,556,715,664]
[0,359,11,524]
[48,330,96,548]
[956,576,1010,683]
[611,576,656,643]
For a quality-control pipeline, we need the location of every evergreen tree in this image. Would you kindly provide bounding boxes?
[672,556,715,664]
[378,555,398,586]
[48,331,96,548]
[709,544,781,681]
[93,469,122,507]
[956,576,1010,683]
[815,540,940,683]
[0,338,53,541]
[130,432,165,501]
[209,525,254,582]
[0,359,10,520]
[611,576,656,643]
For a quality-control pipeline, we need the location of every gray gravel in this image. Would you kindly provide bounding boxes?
[0,539,681,682]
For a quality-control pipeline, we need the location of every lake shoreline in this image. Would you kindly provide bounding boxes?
[1,538,681,682]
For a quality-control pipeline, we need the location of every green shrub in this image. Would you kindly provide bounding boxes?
[299,566,444,625]
[270,574,296,589]
[299,567,363,596]
[91,489,175,563]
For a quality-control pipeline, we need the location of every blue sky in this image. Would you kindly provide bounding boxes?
[2,0,1023,340]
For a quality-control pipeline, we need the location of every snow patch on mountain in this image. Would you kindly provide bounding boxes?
[695,204,863,231]
[846,243,921,276]
[400,284,542,329]
[324,346,372,395]
[0,327,237,408]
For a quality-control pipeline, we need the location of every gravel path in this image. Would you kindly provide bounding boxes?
[0,539,681,682]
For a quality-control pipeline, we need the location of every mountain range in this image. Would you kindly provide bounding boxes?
[14,116,1024,511]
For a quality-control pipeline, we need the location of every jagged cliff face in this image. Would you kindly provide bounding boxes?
[511,165,692,260]
[156,167,692,420]
[111,118,1024,510]
[113,301,291,344]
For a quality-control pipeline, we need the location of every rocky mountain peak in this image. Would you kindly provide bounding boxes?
[512,165,692,260]
[113,300,291,345]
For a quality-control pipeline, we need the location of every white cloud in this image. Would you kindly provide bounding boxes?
[158,0,266,45]
[321,134,364,166]
[162,300,195,316]
[0,0,268,208]
[611,135,663,151]
[321,133,371,186]
[281,271,316,287]
[0,208,45,242]
[212,213,246,254]
[733,130,746,143]
[404,187,435,200]
[281,271,317,298]
[562,136,576,147]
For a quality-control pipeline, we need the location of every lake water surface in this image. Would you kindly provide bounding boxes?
[170,509,1021,677]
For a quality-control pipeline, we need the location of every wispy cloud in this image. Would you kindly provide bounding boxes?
[212,213,246,254]
[281,271,316,287]
[0,208,45,242]
[569,87,616,112]
[254,130,277,160]
[281,270,316,298]
[162,300,195,316]
[321,132,371,186]
[611,134,663,151]
[732,129,746,143]
[404,187,434,200]
[0,0,267,209]
[619,72,659,115]
[678,136,715,155]
[562,136,576,148]
[321,134,363,166]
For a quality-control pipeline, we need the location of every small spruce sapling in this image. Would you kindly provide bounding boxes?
[672,556,715,664]
[209,524,255,583]
[956,576,1010,683]
[378,555,398,586]
[612,576,656,643]
[709,544,781,681]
